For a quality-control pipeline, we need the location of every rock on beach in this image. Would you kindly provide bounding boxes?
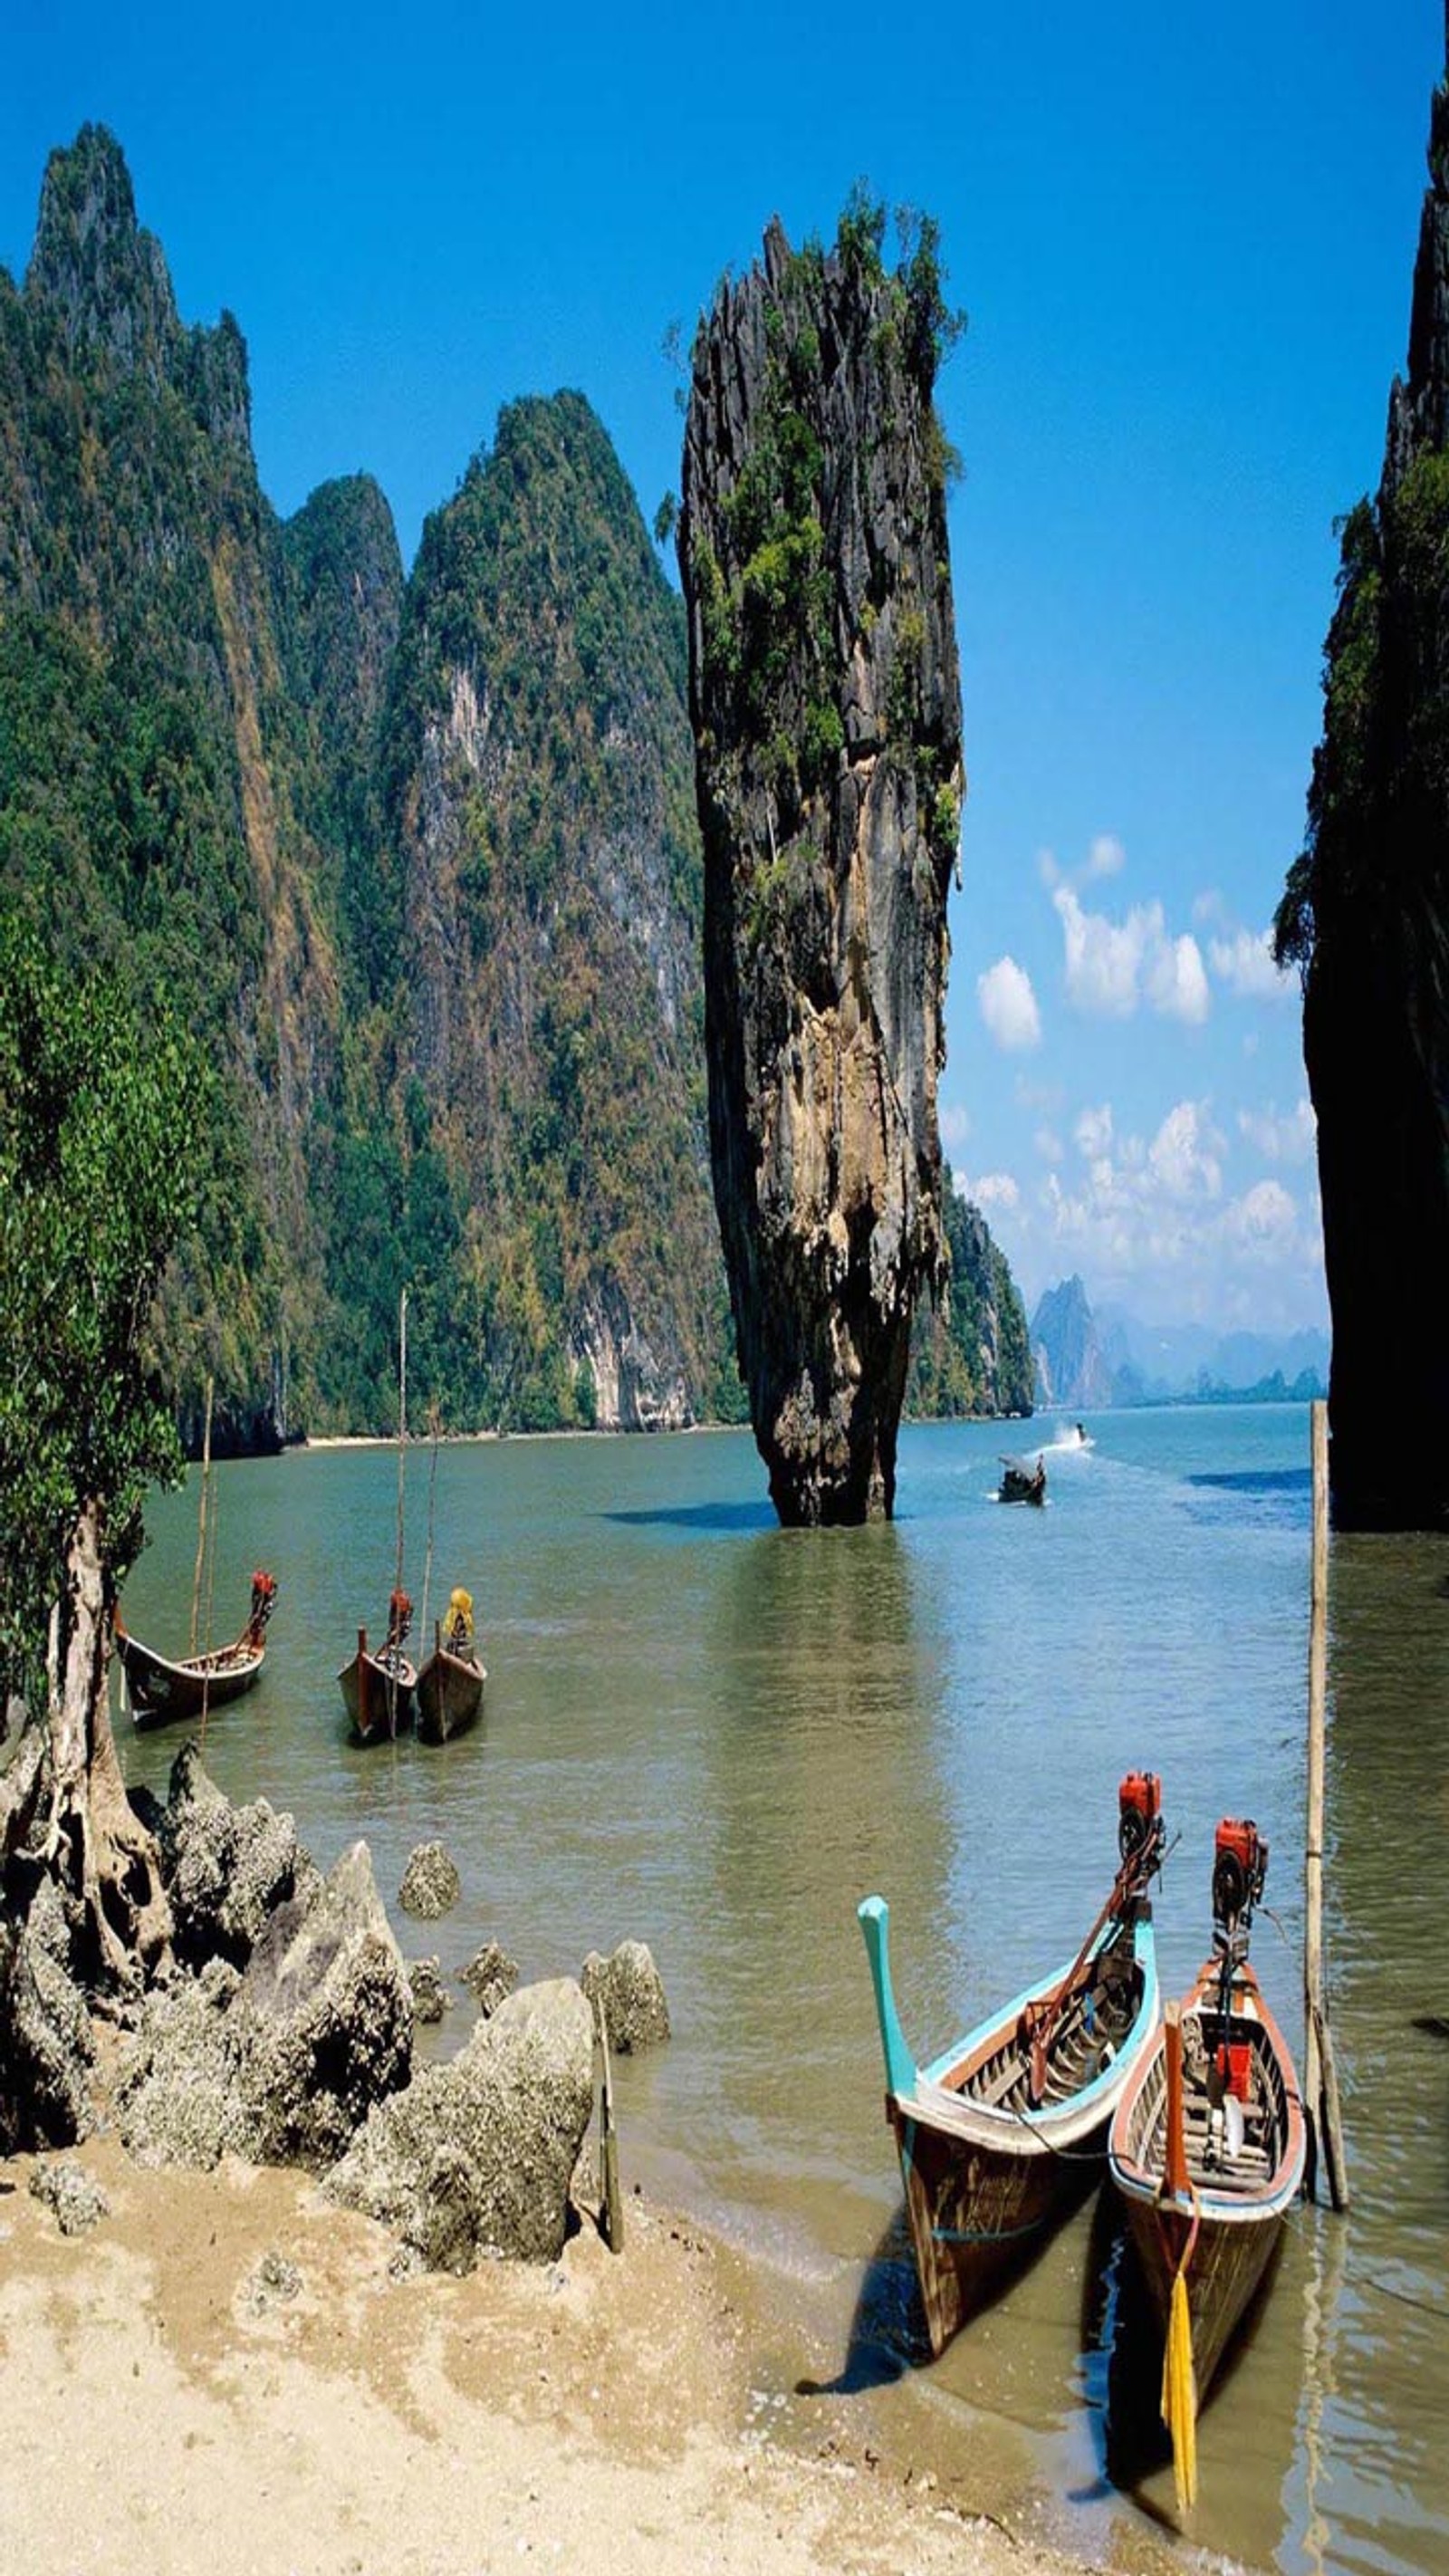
[323,1975,594,2270]
[581,1939,670,2053]
[398,1841,461,1918]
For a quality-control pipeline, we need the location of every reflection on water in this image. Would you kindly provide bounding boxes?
[114,1409,1447,2574]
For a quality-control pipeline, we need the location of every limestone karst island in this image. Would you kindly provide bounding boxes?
[3,15,1448,2576]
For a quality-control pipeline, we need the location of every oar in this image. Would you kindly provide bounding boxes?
[1158,2001,1199,2514]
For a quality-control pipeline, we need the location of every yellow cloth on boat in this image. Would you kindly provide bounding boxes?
[1161,2265,1198,2514]
[446,1588,474,1648]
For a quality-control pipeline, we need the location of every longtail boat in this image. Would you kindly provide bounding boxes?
[415,1587,485,1743]
[859,1772,1166,2356]
[998,1454,1046,1505]
[1108,1817,1305,2506]
[338,1589,417,1745]
[116,1571,277,1729]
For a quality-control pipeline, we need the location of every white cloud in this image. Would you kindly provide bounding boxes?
[963,1170,1021,1213]
[939,1101,973,1151]
[1053,888,1209,1024]
[977,955,1041,1052]
[1221,1178,1299,1259]
[1209,926,1293,1002]
[1034,1127,1064,1165]
[1037,848,1061,889]
[975,1089,1324,1331]
[1147,1100,1223,1201]
[1238,1098,1316,1164]
[1085,832,1126,881]
[1146,930,1211,1024]
[1074,1101,1114,1158]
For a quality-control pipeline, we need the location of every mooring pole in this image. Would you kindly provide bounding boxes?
[1305,1399,1348,2209]
[188,1374,215,1656]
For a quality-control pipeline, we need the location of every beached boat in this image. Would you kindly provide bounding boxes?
[338,1592,417,1744]
[415,1587,485,1743]
[859,1773,1166,2355]
[999,1454,1047,1504]
[116,1571,277,1728]
[1108,1819,1305,2460]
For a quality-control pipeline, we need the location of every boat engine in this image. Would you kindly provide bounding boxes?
[1118,1771,1163,1872]
[1212,1815,1267,1962]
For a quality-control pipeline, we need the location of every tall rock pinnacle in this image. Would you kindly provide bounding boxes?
[1275,31,1449,1528]
[680,207,963,1524]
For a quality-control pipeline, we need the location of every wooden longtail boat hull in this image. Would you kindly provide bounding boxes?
[338,1646,417,1745]
[415,1643,485,1743]
[1108,1957,1305,2398]
[117,1629,264,1726]
[860,1898,1160,2356]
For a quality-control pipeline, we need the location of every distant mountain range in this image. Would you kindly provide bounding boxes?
[1031,1276,1329,1410]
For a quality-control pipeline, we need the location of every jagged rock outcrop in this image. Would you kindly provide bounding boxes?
[1030,1275,1114,1412]
[322,1976,594,2270]
[461,1941,520,2017]
[116,1828,412,2172]
[0,1875,96,2151]
[1275,35,1449,1528]
[580,1938,670,2053]
[680,208,964,1521]
[159,1744,321,1969]
[398,1841,460,1919]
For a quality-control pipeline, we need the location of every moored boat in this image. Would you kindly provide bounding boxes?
[859,1772,1166,2356]
[415,1587,485,1743]
[998,1454,1047,1504]
[1108,1816,1305,2506]
[338,1589,417,1745]
[115,1571,277,1728]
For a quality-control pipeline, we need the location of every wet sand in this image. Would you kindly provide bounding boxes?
[0,2136,1094,2576]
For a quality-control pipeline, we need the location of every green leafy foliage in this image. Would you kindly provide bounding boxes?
[906,1168,1033,1418]
[0,922,207,1703]
[1277,454,1449,976]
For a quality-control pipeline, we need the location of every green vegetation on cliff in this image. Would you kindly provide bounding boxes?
[0,132,1023,1449]
[907,1171,1033,1418]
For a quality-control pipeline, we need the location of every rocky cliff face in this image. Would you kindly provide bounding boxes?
[0,134,738,1443]
[679,208,963,1522]
[1030,1275,1113,1412]
[907,1171,1033,1418]
[380,392,724,1430]
[0,125,362,1447]
[1275,42,1449,1527]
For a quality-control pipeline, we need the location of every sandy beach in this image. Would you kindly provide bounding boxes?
[0,2137,1095,2576]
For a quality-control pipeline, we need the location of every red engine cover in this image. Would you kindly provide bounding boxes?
[1215,1816,1260,1873]
[1119,1771,1162,1826]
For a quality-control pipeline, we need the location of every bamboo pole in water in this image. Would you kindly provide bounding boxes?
[188,1376,214,1655]
[389,1289,408,1738]
[1305,1399,1348,2208]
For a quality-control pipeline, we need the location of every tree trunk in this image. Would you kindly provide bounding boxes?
[42,1494,171,1994]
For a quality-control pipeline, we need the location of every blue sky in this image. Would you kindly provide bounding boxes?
[4,2,1441,1332]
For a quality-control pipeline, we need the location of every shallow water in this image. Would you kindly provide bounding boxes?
[116,1406,1448,2574]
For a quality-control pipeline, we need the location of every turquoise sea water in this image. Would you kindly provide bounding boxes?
[116,1406,1448,2576]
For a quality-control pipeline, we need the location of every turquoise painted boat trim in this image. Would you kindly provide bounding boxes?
[858,1896,918,2100]
[917,1916,1160,2125]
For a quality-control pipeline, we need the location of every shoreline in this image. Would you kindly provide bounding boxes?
[0,2134,1108,2576]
